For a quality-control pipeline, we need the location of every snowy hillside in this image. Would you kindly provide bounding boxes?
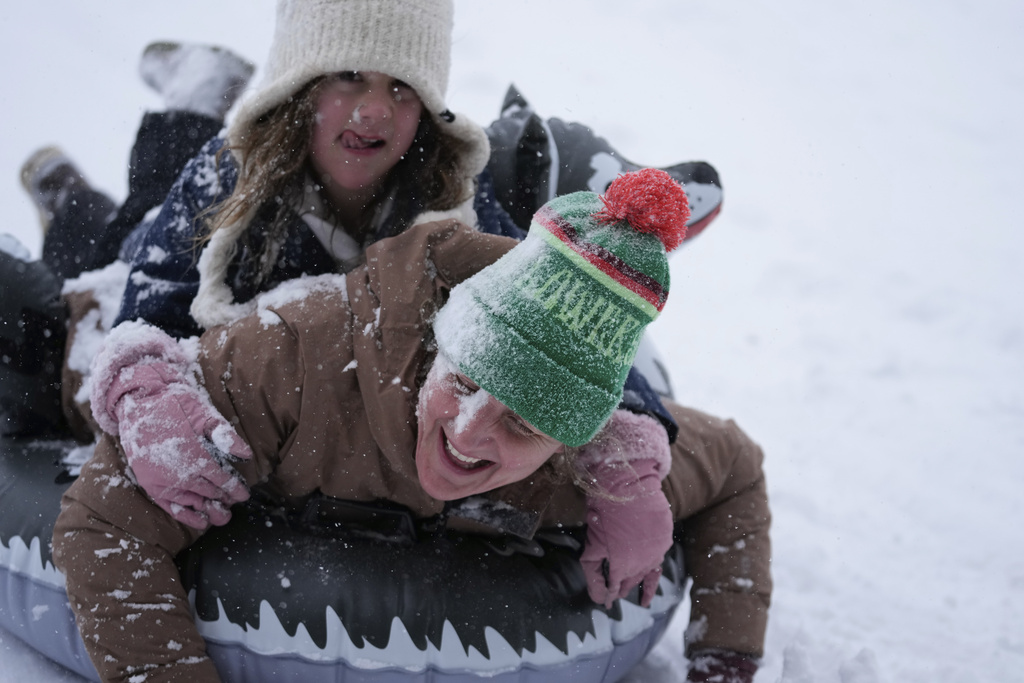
[2,1,1023,681]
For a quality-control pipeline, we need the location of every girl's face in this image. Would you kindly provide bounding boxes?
[415,358,564,501]
[309,71,424,205]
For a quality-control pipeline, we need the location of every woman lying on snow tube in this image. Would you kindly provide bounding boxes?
[49,170,771,683]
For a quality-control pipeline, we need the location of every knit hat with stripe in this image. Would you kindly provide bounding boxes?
[433,168,690,446]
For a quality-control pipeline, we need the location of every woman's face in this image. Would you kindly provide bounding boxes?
[415,358,564,501]
[309,71,424,206]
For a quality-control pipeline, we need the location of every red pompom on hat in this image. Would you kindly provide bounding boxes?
[596,168,691,252]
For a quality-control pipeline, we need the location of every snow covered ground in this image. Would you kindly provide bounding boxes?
[2,1,1022,681]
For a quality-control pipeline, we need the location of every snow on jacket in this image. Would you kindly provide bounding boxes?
[53,221,770,683]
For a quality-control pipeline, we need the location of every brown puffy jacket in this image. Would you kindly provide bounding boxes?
[53,221,770,682]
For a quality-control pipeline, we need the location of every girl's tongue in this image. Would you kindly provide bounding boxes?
[342,130,384,150]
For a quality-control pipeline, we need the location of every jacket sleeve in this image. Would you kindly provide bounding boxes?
[52,434,222,682]
[115,136,237,339]
[661,401,772,659]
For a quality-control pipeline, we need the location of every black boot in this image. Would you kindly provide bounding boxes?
[21,146,119,281]
[485,85,723,239]
[139,41,254,120]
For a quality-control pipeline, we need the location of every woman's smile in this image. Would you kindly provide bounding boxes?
[415,356,563,501]
[442,432,492,470]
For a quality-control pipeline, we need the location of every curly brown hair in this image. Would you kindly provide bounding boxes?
[202,75,473,283]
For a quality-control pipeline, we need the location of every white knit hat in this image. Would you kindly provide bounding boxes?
[227,0,489,180]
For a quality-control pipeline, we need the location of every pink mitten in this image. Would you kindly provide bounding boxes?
[91,321,252,530]
[578,410,674,608]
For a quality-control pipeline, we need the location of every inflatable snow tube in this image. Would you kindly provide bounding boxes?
[1,437,687,682]
[0,437,96,679]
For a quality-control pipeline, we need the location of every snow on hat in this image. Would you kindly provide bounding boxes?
[433,169,691,447]
[227,0,489,182]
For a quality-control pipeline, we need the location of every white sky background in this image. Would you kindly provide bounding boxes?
[2,1,1023,681]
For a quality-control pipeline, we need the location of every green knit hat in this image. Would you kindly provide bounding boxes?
[433,169,691,446]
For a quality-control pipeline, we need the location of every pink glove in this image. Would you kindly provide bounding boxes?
[91,321,252,530]
[687,650,758,683]
[577,410,674,608]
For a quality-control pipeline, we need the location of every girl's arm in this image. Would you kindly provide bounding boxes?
[115,136,237,339]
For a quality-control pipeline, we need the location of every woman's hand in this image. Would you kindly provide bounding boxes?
[91,321,252,530]
[576,410,674,608]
